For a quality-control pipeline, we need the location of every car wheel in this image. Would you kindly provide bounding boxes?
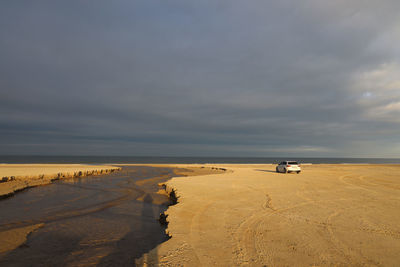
[297,171,300,174]
[283,168,287,173]
[276,167,279,173]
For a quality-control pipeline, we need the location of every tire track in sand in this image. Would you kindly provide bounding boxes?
[234,183,326,266]
[188,200,214,266]
[236,178,375,266]
[297,182,384,266]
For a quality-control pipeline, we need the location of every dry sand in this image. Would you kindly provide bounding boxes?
[0,164,120,198]
[137,164,400,266]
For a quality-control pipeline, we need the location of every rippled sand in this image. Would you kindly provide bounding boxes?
[137,164,400,266]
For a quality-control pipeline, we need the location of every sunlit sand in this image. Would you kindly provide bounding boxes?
[137,164,400,266]
[0,164,120,198]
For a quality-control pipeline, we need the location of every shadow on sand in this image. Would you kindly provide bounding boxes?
[255,169,278,173]
[98,193,167,266]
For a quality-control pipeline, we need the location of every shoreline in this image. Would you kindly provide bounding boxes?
[0,165,224,265]
[0,164,121,199]
[136,163,400,266]
[1,156,399,165]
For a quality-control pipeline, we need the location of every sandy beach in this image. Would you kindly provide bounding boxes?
[1,163,399,266]
[0,164,120,198]
[136,164,400,266]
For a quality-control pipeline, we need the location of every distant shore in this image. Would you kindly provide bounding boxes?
[0,164,121,198]
[1,155,399,164]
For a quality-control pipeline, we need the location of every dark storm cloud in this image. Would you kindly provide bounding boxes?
[1,0,400,156]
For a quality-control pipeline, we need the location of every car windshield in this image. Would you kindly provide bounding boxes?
[288,161,298,165]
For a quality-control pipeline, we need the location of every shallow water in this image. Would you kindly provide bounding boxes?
[0,166,179,266]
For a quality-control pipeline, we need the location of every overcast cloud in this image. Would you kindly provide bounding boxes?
[1,0,400,157]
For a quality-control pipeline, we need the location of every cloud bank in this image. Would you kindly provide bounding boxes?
[1,1,400,157]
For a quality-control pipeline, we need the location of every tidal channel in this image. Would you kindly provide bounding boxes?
[0,166,181,266]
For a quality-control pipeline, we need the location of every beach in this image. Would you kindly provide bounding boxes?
[0,165,224,265]
[137,164,400,266]
[1,163,399,266]
[0,164,121,198]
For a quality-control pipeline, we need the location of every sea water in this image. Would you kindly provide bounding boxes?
[0,155,399,164]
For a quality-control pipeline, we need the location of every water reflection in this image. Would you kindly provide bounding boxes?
[0,166,176,266]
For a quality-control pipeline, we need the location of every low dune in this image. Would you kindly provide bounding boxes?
[0,164,120,198]
[137,164,400,266]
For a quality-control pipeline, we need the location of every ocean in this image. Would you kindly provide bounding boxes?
[0,156,399,164]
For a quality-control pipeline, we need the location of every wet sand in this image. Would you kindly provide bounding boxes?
[137,164,400,266]
[0,165,222,266]
[0,224,44,254]
[0,164,121,198]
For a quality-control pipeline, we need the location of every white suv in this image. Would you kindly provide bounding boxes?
[276,161,301,174]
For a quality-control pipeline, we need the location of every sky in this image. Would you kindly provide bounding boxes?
[1,0,400,157]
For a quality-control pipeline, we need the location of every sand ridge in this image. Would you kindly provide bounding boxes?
[0,224,44,254]
[0,164,121,198]
[136,164,400,266]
